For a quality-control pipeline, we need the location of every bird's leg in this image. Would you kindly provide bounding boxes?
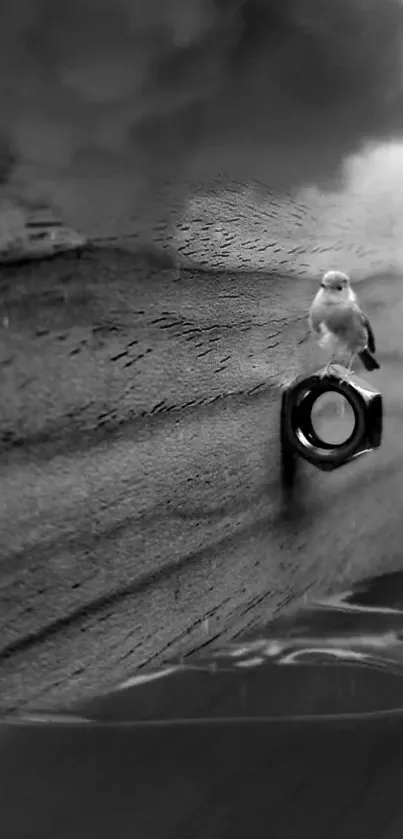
[335,355,353,417]
[338,355,355,415]
[340,353,356,384]
[319,356,336,379]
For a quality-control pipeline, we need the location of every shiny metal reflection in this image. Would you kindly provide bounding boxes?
[310,391,356,446]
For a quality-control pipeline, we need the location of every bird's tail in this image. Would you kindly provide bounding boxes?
[359,348,380,371]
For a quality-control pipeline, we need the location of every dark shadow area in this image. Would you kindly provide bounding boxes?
[3,570,403,838]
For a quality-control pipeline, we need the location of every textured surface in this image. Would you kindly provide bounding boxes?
[1,180,403,711]
[88,177,403,278]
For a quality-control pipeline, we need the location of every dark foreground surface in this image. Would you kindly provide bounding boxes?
[3,569,403,839]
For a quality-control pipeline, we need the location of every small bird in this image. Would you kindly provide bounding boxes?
[309,270,380,378]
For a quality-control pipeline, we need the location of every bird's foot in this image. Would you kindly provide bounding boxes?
[340,370,354,385]
[319,363,336,379]
[339,364,355,385]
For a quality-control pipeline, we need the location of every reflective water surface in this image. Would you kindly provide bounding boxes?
[4,570,403,839]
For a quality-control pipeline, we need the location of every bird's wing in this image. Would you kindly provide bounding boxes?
[360,311,376,353]
[308,298,324,335]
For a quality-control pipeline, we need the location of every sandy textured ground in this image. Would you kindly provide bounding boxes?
[1,179,403,712]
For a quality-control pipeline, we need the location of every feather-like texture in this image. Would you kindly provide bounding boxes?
[362,314,376,353]
[309,270,380,371]
[310,299,369,353]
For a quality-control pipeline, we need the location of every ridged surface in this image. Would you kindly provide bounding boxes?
[0,179,402,712]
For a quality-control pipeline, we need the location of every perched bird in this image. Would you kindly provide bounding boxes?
[309,270,380,378]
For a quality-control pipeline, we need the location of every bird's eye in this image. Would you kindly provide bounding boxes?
[336,285,342,291]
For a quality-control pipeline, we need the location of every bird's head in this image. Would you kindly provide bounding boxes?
[320,270,353,301]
